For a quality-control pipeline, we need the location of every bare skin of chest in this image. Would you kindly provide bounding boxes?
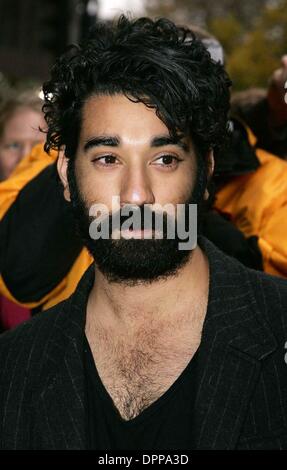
[87,320,202,421]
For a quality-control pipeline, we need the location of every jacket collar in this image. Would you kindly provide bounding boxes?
[32,237,277,449]
[192,237,277,449]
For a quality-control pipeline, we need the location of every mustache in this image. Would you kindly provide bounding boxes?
[89,204,182,235]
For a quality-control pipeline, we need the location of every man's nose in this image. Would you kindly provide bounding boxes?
[120,166,155,206]
[20,143,33,161]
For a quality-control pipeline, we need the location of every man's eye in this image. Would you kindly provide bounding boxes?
[6,142,21,151]
[93,155,118,165]
[154,155,180,166]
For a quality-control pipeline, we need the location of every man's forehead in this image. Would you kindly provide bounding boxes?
[82,93,155,114]
[80,93,191,148]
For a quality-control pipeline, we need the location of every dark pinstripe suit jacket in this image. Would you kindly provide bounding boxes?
[1,237,287,450]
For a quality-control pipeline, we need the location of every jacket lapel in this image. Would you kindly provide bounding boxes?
[31,266,95,450]
[193,238,277,449]
[30,238,278,450]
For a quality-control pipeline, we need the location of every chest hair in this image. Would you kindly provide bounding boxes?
[87,316,202,421]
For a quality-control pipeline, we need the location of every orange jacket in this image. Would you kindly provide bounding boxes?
[0,144,93,310]
[214,144,287,278]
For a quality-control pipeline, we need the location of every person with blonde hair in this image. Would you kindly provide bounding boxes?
[0,86,46,330]
[0,87,46,181]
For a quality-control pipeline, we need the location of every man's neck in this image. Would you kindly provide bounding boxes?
[85,246,210,338]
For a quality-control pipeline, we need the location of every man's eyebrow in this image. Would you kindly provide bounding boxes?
[151,135,190,152]
[84,135,120,152]
[83,134,190,152]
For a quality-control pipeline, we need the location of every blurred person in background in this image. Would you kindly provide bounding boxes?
[231,55,287,159]
[0,88,46,181]
[211,52,287,277]
[184,26,287,278]
[0,87,46,331]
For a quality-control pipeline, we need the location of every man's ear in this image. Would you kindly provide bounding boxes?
[57,149,71,202]
[203,149,215,201]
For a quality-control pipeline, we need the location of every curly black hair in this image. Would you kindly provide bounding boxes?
[43,15,231,160]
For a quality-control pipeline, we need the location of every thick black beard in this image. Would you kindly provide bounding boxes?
[67,159,208,285]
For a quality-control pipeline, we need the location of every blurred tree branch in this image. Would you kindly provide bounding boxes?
[145,0,287,90]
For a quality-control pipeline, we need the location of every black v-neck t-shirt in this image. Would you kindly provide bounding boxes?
[84,335,199,450]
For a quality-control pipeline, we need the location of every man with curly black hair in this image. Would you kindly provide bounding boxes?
[0,16,287,451]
